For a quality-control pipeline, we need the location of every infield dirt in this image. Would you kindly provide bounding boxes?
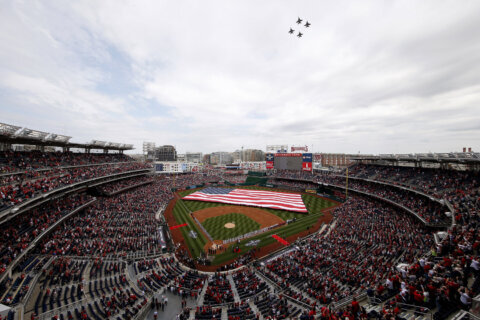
[193,205,285,229]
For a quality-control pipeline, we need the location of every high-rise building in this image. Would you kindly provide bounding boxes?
[153,145,177,161]
[177,154,186,162]
[203,154,211,164]
[232,150,241,163]
[244,149,265,162]
[210,152,233,165]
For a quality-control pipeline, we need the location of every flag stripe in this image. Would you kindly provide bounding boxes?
[272,234,289,245]
[183,188,308,213]
[169,223,188,230]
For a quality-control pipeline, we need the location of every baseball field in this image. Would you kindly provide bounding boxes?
[165,186,337,266]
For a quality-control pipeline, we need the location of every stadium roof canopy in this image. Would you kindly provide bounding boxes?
[351,152,480,164]
[0,122,134,151]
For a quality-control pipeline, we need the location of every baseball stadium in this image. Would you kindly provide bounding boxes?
[1,128,479,320]
[1,2,480,320]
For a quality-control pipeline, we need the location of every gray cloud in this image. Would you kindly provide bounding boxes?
[1,0,480,154]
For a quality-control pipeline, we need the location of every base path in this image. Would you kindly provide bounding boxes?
[193,205,285,229]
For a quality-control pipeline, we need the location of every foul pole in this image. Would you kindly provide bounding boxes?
[345,167,349,200]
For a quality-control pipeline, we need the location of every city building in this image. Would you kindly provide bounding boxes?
[151,145,177,161]
[317,153,354,167]
[186,152,203,163]
[210,152,233,165]
[203,154,211,164]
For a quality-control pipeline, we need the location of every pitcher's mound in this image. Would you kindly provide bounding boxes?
[224,222,235,229]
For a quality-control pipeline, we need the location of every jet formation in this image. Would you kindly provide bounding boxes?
[290,17,310,38]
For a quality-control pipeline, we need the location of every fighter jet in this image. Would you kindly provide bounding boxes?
[304,21,311,28]
[296,17,303,24]
[289,28,295,34]
[297,32,303,38]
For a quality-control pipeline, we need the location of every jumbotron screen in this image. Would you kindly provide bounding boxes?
[274,153,303,170]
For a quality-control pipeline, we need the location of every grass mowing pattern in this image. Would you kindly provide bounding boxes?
[173,186,337,261]
[172,198,207,258]
[212,212,323,265]
[302,194,333,214]
[202,213,260,240]
[181,188,334,220]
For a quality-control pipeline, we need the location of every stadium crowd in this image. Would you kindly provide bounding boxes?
[272,169,451,225]
[0,157,149,211]
[38,181,168,257]
[0,194,93,275]
[1,147,479,320]
[98,175,153,195]
[268,165,479,319]
[204,273,234,305]
[345,164,479,227]
[0,150,134,173]
[263,196,432,302]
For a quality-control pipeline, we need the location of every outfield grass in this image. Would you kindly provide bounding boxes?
[172,198,208,257]
[202,213,260,240]
[173,186,337,262]
[180,189,333,220]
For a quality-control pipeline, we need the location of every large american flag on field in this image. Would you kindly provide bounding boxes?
[182,187,308,213]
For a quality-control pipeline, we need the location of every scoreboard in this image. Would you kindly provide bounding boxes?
[266,153,313,171]
[274,153,303,170]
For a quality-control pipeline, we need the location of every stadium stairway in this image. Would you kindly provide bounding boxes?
[197,280,209,305]
[248,300,262,320]
[227,274,241,303]
[317,222,329,235]
[221,307,228,320]
[324,219,337,236]
[188,307,196,319]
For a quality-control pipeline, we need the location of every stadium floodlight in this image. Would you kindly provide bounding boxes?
[90,140,108,147]
[108,142,121,148]
[43,133,72,143]
[0,123,22,137]
[15,127,49,140]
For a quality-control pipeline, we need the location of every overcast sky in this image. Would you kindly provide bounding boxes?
[1,1,480,154]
